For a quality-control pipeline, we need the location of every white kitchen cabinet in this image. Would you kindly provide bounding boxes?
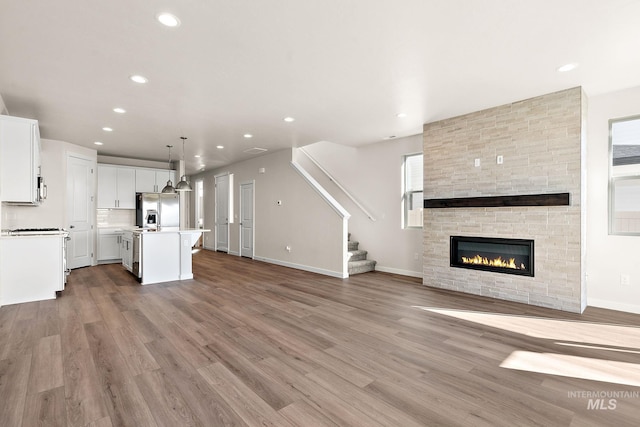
[1,234,65,305]
[0,115,42,204]
[97,165,135,208]
[98,229,123,262]
[135,167,176,193]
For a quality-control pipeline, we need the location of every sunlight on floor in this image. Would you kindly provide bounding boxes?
[500,351,640,387]
[413,306,640,387]
[412,306,640,349]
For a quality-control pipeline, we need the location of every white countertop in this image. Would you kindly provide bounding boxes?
[133,228,211,234]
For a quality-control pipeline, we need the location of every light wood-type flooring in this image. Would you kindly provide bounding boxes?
[2,249,640,426]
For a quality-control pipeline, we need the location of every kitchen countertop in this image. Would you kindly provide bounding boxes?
[133,228,211,234]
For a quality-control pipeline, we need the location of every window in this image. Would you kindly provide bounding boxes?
[609,115,640,235]
[403,153,423,228]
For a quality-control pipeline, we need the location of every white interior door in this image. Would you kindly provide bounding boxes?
[67,154,95,269]
[215,174,229,252]
[194,179,204,247]
[240,181,254,258]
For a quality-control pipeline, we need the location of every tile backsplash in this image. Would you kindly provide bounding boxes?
[97,209,135,228]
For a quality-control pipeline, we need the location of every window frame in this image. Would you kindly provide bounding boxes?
[609,114,640,236]
[403,152,424,229]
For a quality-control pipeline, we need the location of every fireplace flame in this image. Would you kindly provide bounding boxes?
[461,255,526,270]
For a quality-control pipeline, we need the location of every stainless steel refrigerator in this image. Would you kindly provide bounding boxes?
[135,192,180,229]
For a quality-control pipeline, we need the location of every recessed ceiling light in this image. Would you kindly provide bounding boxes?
[557,63,578,72]
[244,134,253,138]
[396,113,407,118]
[94,141,103,145]
[102,127,113,132]
[216,145,224,149]
[283,117,295,123]
[130,75,148,84]
[194,154,201,158]
[113,107,126,114]
[157,13,180,27]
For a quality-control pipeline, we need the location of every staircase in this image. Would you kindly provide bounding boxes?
[348,237,376,275]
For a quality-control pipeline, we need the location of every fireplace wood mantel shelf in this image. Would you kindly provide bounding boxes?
[423,192,570,209]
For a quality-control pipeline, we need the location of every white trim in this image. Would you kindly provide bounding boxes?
[290,161,350,220]
[254,256,347,279]
[297,147,375,221]
[375,265,423,278]
[239,180,255,259]
[587,298,640,315]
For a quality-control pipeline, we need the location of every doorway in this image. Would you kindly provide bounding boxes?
[194,179,204,247]
[239,181,254,258]
[66,154,95,269]
[215,173,230,252]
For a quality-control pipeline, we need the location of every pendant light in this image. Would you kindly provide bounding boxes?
[161,145,176,193]
[175,136,193,191]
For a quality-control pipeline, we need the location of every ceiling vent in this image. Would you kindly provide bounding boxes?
[243,147,268,155]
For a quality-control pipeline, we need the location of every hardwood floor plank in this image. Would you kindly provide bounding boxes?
[1,319,40,360]
[278,400,340,427]
[110,325,160,376]
[305,366,426,427]
[27,334,64,394]
[36,299,61,337]
[84,321,156,426]
[135,369,202,427]
[121,309,165,343]
[60,313,108,427]
[197,362,295,427]
[204,341,296,411]
[0,304,19,358]
[0,355,31,427]
[145,338,249,427]
[257,356,387,427]
[22,386,66,427]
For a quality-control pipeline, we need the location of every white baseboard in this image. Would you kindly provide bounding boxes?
[587,298,640,315]
[374,265,423,278]
[253,256,347,278]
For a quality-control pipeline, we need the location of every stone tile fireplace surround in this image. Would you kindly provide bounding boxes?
[423,87,585,313]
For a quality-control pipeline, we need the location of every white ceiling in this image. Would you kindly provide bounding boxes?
[2,0,640,174]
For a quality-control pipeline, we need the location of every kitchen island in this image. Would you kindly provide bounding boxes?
[132,228,210,285]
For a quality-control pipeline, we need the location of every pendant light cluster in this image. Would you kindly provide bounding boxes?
[161,145,176,193]
[175,136,192,191]
[161,137,193,193]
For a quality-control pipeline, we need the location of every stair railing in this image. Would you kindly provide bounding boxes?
[297,147,377,221]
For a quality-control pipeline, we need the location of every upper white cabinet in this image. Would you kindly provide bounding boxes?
[97,165,135,208]
[135,168,176,193]
[0,115,41,205]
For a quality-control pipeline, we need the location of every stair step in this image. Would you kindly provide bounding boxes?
[348,259,377,275]
[348,249,368,261]
[348,241,359,251]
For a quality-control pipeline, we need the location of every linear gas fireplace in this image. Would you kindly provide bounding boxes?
[450,236,534,277]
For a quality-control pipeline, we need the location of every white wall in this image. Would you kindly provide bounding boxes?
[191,148,347,277]
[2,139,96,229]
[303,134,424,277]
[587,85,640,314]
